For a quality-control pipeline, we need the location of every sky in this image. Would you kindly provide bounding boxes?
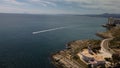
[0,0,120,14]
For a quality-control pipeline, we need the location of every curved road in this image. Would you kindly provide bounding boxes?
[100,38,115,57]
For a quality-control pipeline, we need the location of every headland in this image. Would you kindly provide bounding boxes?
[51,17,120,68]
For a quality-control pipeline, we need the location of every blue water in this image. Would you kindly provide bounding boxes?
[0,14,106,68]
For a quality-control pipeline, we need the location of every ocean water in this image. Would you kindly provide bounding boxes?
[0,14,107,68]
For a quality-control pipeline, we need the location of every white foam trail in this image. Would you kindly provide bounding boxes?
[32,27,66,34]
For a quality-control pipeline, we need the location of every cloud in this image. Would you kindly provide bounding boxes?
[63,0,120,11]
[28,0,56,7]
[0,5,26,13]
[0,0,120,14]
[0,2,78,14]
[2,0,26,5]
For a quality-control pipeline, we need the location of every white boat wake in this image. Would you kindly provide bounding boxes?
[32,27,66,34]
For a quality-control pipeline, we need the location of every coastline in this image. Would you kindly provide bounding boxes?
[51,17,120,68]
[51,40,101,68]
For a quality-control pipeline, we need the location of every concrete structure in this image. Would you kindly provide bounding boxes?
[79,49,106,68]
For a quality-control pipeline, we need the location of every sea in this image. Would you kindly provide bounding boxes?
[0,13,107,68]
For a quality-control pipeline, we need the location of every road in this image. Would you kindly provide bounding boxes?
[100,38,115,57]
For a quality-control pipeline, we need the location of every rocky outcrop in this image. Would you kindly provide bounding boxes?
[51,18,120,68]
[51,40,101,68]
[96,32,113,39]
[51,50,84,68]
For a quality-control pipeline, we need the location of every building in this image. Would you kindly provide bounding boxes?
[108,17,120,26]
[102,17,120,29]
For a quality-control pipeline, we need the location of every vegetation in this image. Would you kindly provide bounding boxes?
[67,40,101,68]
[112,54,120,62]
[52,22,120,68]
[107,27,120,49]
[72,55,87,68]
[88,39,101,45]
[109,40,120,49]
[107,27,120,67]
[110,27,120,38]
[69,40,101,55]
[104,58,112,62]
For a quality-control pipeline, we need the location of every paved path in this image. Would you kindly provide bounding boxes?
[100,38,114,58]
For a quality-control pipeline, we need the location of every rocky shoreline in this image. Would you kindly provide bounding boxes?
[51,17,120,68]
[51,40,101,68]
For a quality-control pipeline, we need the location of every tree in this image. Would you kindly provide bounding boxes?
[112,53,120,67]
